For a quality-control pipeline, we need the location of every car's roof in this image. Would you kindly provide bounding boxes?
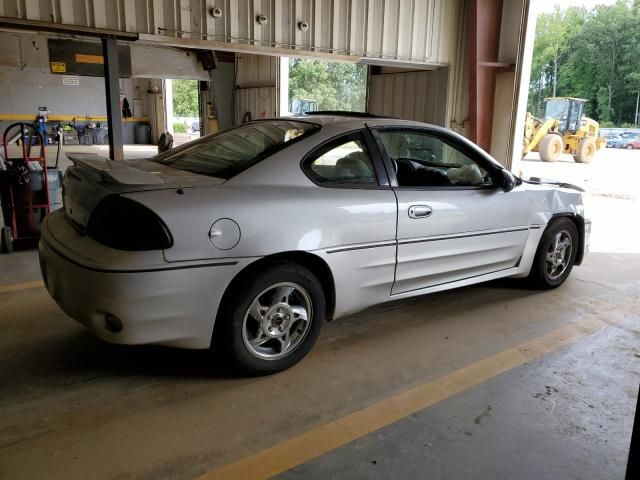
[287,113,386,126]
[284,113,437,130]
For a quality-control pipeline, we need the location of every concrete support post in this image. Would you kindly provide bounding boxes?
[508,0,538,174]
[279,57,290,116]
[101,38,124,161]
[164,79,174,134]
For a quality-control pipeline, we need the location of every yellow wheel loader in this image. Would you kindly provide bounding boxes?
[523,97,606,163]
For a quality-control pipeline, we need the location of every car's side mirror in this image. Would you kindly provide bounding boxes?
[500,169,517,192]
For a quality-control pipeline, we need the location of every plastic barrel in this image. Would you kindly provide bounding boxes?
[134,124,151,144]
[47,169,63,211]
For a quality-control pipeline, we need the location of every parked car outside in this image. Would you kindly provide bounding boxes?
[39,114,591,374]
[191,120,200,134]
[605,134,624,148]
[618,132,639,149]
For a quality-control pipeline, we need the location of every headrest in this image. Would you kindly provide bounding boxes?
[336,152,372,179]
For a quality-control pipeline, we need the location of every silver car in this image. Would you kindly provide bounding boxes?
[39,114,590,374]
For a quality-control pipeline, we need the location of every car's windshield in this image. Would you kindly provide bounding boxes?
[151,120,319,179]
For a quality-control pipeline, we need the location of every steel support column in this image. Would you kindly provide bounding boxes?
[468,0,504,152]
[102,38,124,161]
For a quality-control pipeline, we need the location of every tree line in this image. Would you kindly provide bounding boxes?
[529,0,640,127]
[173,79,199,117]
[289,59,367,112]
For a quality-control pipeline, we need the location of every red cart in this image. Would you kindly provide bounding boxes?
[0,123,51,252]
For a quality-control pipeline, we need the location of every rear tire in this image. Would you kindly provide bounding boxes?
[528,218,579,289]
[574,139,596,164]
[626,144,634,150]
[539,134,563,162]
[214,262,325,375]
[0,226,13,253]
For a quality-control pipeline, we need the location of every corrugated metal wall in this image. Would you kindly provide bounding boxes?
[235,53,278,123]
[236,53,278,87]
[130,45,210,79]
[0,0,461,65]
[234,87,278,123]
[366,0,469,135]
[368,69,449,126]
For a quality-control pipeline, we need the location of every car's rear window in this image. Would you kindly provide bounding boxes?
[151,120,319,179]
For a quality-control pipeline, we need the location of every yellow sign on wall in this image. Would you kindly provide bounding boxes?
[50,62,66,73]
[75,54,104,65]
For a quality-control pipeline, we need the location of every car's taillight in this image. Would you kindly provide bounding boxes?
[86,196,173,251]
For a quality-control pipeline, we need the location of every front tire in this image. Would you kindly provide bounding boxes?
[528,218,579,289]
[214,262,325,375]
[1,226,14,253]
[539,134,564,162]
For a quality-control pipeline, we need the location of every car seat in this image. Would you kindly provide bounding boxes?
[336,152,374,182]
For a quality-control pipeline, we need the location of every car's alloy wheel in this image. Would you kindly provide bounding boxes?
[544,230,572,280]
[529,217,578,289]
[215,262,325,375]
[242,282,313,360]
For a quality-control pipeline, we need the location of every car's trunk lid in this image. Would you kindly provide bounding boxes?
[63,154,224,230]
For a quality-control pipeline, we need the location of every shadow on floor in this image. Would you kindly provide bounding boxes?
[1,268,545,395]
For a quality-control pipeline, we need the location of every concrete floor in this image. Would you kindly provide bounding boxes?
[278,317,638,480]
[0,149,639,479]
[1,252,638,479]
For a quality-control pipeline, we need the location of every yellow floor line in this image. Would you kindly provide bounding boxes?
[198,312,622,480]
[0,280,44,294]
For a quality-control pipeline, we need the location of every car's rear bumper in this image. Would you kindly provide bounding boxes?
[39,211,253,349]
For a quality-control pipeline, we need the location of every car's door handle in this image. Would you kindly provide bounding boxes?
[408,205,433,219]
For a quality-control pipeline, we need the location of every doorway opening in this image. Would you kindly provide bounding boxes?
[287,59,367,114]
[165,79,201,144]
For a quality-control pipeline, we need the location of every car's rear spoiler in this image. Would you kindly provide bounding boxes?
[67,153,164,185]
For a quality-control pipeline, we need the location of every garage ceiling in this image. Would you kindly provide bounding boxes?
[0,0,462,66]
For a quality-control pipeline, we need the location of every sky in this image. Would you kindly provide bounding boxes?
[537,0,620,13]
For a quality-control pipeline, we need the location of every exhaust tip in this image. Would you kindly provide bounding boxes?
[104,313,123,333]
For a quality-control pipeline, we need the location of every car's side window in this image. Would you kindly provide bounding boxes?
[378,130,494,188]
[304,134,378,186]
